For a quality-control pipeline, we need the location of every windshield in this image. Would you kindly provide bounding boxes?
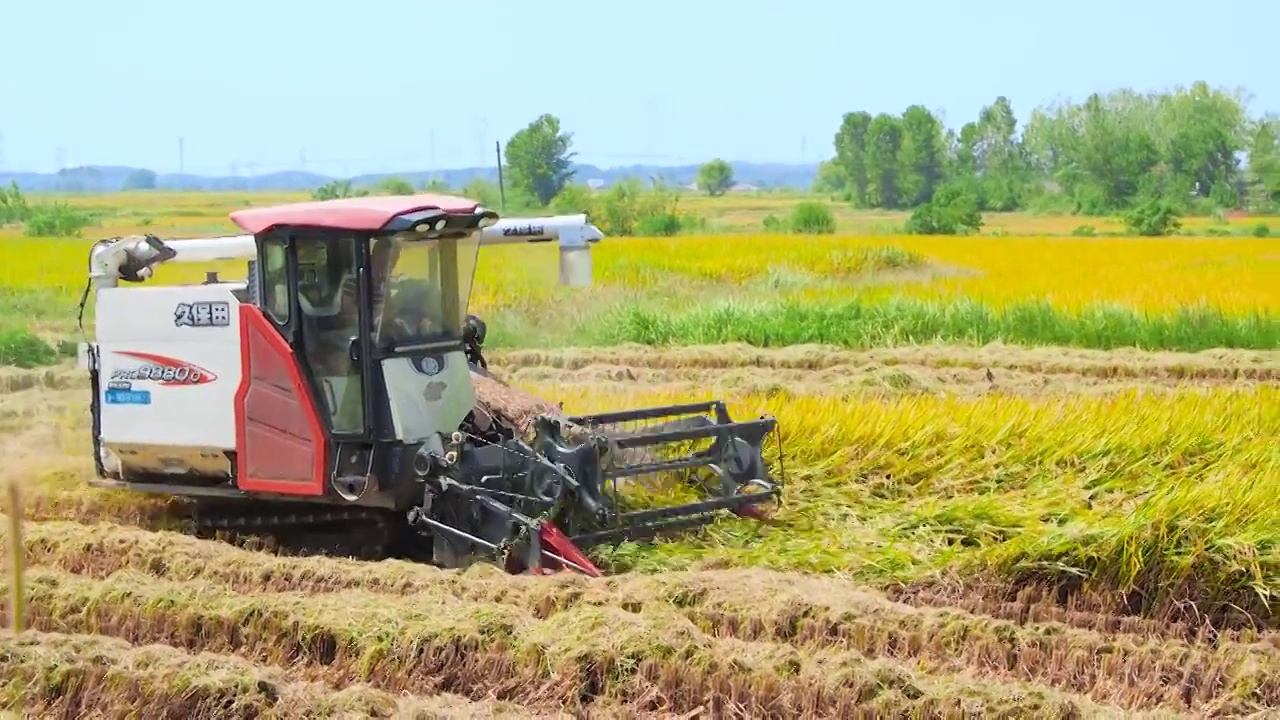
[368,232,481,348]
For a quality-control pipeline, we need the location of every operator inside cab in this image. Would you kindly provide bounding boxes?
[369,236,447,346]
[293,233,452,353]
[296,238,354,320]
[294,237,359,370]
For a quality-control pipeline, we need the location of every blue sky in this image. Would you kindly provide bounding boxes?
[3,0,1274,175]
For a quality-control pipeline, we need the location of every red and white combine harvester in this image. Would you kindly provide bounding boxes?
[76,193,782,576]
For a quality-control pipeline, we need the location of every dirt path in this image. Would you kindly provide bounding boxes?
[490,343,1280,397]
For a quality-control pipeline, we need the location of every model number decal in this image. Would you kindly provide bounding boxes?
[110,351,217,386]
[105,388,151,405]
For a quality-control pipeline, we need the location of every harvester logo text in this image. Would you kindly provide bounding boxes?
[110,351,217,386]
[501,224,546,237]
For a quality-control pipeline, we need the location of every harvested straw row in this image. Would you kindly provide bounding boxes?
[2,568,1130,719]
[884,577,1271,647]
[488,343,1280,383]
[21,513,1247,647]
[493,360,1276,401]
[0,630,544,719]
[18,516,1280,648]
[7,538,1276,717]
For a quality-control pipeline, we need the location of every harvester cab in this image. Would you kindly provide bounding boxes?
[77,193,782,576]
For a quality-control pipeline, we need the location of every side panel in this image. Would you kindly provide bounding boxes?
[96,284,243,453]
[234,304,327,496]
[381,351,473,442]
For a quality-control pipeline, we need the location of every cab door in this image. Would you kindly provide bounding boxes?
[234,229,330,495]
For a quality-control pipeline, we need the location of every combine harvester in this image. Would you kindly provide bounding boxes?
[75,193,783,576]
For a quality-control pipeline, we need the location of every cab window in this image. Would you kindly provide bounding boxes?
[260,235,290,324]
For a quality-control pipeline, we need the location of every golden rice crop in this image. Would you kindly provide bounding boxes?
[521,380,1279,623]
[878,235,1279,313]
[556,233,1276,314]
[11,354,1274,624]
[48,188,1279,234]
[2,229,1275,318]
[3,187,1276,320]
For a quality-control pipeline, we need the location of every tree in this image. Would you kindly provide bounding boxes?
[1247,116,1280,203]
[1157,82,1248,200]
[504,114,576,206]
[461,178,502,208]
[122,169,157,191]
[549,183,597,215]
[696,158,734,196]
[954,96,1029,211]
[828,82,1257,215]
[865,113,903,208]
[1019,92,1160,213]
[1124,195,1182,236]
[375,177,415,195]
[54,166,104,193]
[896,105,946,206]
[983,98,1026,209]
[0,182,30,225]
[811,160,847,194]
[787,201,836,234]
[312,180,368,200]
[833,111,872,206]
[1070,93,1163,212]
[905,182,983,235]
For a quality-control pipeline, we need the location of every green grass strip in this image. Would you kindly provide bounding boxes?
[0,326,62,369]
[598,298,1280,352]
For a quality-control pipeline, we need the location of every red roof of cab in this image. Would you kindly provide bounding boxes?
[228,193,483,234]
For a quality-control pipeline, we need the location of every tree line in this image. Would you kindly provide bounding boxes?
[493,82,1280,220]
[818,82,1278,215]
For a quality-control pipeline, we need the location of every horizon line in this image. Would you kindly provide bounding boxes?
[0,158,826,182]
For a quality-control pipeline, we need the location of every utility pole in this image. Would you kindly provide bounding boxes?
[178,137,185,174]
[494,140,506,210]
[0,132,5,171]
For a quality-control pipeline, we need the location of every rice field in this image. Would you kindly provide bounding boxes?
[0,191,1277,717]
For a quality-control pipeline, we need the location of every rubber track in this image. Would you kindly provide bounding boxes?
[192,504,396,562]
